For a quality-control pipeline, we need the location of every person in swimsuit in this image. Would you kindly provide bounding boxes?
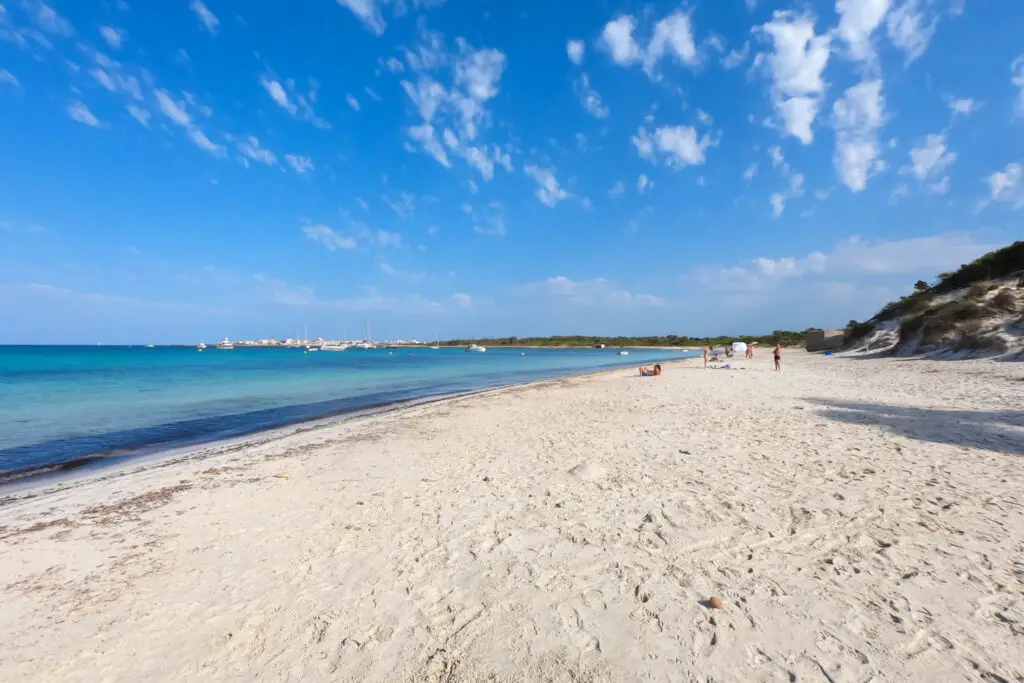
[773,344,781,372]
[703,346,710,369]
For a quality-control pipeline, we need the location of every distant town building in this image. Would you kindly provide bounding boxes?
[806,329,846,352]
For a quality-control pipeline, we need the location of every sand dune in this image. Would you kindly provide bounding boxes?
[1,353,1022,682]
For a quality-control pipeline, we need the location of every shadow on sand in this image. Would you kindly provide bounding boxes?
[808,399,1024,456]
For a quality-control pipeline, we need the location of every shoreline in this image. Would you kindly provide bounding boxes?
[0,356,697,504]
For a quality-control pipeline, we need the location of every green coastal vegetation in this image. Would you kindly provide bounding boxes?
[442,330,808,348]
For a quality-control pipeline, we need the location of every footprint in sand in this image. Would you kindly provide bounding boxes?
[568,462,606,481]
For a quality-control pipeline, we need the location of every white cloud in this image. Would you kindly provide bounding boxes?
[90,68,117,91]
[335,0,386,36]
[634,125,715,168]
[364,86,382,102]
[376,229,402,247]
[524,165,569,207]
[833,79,886,192]
[929,175,950,195]
[99,25,126,50]
[567,39,585,65]
[492,146,513,172]
[458,144,495,180]
[886,0,937,64]
[902,133,955,183]
[768,145,786,169]
[187,128,222,155]
[346,93,360,111]
[154,88,224,156]
[154,89,191,126]
[948,97,975,116]
[189,0,219,35]
[401,77,446,123]
[600,16,643,65]
[576,73,609,119]
[406,124,450,167]
[303,224,356,251]
[759,11,831,144]
[25,1,73,37]
[835,0,890,63]
[0,68,19,88]
[238,136,277,166]
[285,154,315,174]
[632,128,656,161]
[743,163,758,180]
[259,73,329,128]
[67,100,100,127]
[261,76,296,115]
[690,232,998,292]
[608,180,625,196]
[721,41,750,70]
[399,38,507,171]
[600,10,701,78]
[769,171,805,218]
[697,109,713,125]
[644,10,699,75]
[452,292,473,308]
[637,174,650,193]
[1013,56,1024,116]
[514,276,663,309]
[454,45,506,101]
[984,163,1023,209]
[126,104,150,127]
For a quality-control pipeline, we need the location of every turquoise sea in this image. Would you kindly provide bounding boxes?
[0,345,696,483]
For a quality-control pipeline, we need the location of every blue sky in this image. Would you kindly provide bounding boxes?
[0,0,1021,344]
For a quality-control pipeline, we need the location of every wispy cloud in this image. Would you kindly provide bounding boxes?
[285,154,314,174]
[260,72,330,128]
[126,104,150,127]
[303,224,356,251]
[523,165,569,207]
[99,25,126,50]
[153,89,224,156]
[0,69,19,88]
[67,100,101,127]
[189,0,219,34]
[514,276,663,309]
[237,136,277,166]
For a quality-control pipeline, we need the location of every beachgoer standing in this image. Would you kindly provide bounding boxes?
[773,344,781,372]
[703,346,710,369]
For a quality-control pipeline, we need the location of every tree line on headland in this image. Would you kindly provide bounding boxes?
[441,330,809,348]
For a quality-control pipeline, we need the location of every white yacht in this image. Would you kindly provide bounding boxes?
[197,342,207,351]
[216,338,234,350]
[352,318,376,349]
[617,350,629,356]
[466,344,486,353]
[320,343,347,351]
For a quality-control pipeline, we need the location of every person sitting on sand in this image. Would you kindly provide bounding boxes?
[639,364,662,377]
[773,344,782,372]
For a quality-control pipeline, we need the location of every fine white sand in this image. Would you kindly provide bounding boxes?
[1,353,1022,682]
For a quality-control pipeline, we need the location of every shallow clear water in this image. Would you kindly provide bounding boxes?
[0,345,695,478]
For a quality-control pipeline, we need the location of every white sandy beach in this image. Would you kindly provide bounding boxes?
[1,352,1022,682]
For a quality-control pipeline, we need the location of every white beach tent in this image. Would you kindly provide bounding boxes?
[731,341,748,355]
